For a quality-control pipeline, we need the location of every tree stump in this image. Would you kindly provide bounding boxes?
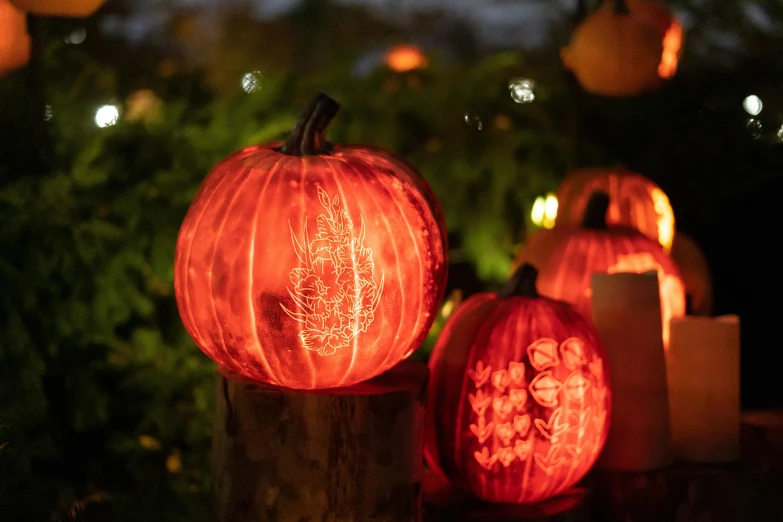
[212,361,429,522]
[586,410,783,522]
[422,470,591,522]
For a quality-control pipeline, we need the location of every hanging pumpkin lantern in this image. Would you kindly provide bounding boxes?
[385,44,428,73]
[553,168,675,253]
[174,93,447,390]
[561,0,664,96]
[671,232,712,316]
[514,192,684,348]
[0,0,30,76]
[425,264,611,504]
[9,0,104,17]
[625,0,684,79]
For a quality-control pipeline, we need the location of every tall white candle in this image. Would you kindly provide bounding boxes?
[591,271,673,471]
[667,315,740,462]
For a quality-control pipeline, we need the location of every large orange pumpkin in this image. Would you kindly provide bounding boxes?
[425,264,611,503]
[514,192,685,348]
[10,0,104,17]
[553,168,675,253]
[174,93,447,389]
[0,0,30,76]
[561,0,664,96]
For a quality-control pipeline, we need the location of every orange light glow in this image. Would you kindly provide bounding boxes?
[175,98,447,390]
[425,266,611,504]
[658,21,682,79]
[9,0,104,17]
[608,252,685,348]
[0,0,30,76]
[386,44,428,72]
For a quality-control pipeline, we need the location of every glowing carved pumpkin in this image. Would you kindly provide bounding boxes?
[385,44,428,72]
[0,0,30,76]
[514,192,685,348]
[561,0,664,96]
[553,168,675,253]
[174,93,447,389]
[425,264,611,503]
[671,232,712,316]
[625,0,684,79]
[10,0,104,17]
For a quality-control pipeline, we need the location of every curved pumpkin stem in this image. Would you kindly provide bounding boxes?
[279,92,340,156]
[499,263,540,299]
[581,191,611,230]
[612,0,630,15]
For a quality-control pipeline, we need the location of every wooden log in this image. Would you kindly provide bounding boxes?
[586,410,783,522]
[422,470,591,522]
[212,361,429,522]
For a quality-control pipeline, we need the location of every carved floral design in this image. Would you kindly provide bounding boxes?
[282,187,383,356]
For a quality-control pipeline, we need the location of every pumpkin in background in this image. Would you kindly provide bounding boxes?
[553,168,675,253]
[386,44,428,72]
[515,192,685,348]
[625,0,684,79]
[561,0,664,96]
[0,0,30,76]
[671,232,713,316]
[425,264,611,504]
[10,0,103,17]
[174,93,447,390]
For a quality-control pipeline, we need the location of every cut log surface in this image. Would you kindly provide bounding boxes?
[212,361,429,522]
[423,410,783,522]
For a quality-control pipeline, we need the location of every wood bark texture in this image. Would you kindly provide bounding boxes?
[212,361,429,522]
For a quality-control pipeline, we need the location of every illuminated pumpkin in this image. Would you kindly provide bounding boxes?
[385,44,428,72]
[625,0,684,79]
[425,263,611,503]
[561,0,664,96]
[671,232,712,316]
[514,192,685,348]
[0,0,30,76]
[553,168,675,253]
[10,0,104,17]
[174,93,447,390]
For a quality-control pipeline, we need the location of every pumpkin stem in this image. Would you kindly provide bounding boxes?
[499,263,540,299]
[279,92,340,156]
[581,191,610,230]
[613,0,630,15]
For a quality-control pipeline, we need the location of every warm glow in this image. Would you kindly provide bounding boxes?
[608,252,685,348]
[657,21,682,79]
[426,290,611,504]
[651,187,674,252]
[174,145,446,390]
[531,197,546,226]
[385,45,428,72]
[95,104,119,128]
[0,0,31,75]
[743,95,763,116]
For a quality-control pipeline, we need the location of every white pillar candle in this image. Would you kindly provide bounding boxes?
[667,315,740,462]
[591,271,673,471]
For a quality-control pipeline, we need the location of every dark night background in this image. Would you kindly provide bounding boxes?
[0,0,781,520]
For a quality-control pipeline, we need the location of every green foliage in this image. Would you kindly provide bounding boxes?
[0,10,592,520]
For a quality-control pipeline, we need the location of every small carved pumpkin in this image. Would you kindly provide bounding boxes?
[0,0,30,76]
[671,232,712,316]
[515,192,685,348]
[385,44,428,72]
[561,0,664,96]
[553,168,675,253]
[10,0,104,17]
[174,93,447,389]
[425,264,611,503]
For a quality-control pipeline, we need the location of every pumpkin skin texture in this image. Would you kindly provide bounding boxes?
[425,264,611,504]
[0,0,30,76]
[10,0,104,17]
[561,0,664,97]
[554,168,675,253]
[671,232,713,316]
[515,192,684,348]
[174,94,447,390]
